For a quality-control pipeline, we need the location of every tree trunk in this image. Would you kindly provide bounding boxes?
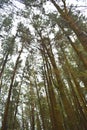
[34,76,46,130]
[58,24,87,69]
[12,68,25,130]
[60,47,87,130]
[44,57,64,130]
[41,40,79,130]
[0,52,9,79]
[60,45,87,126]
[50,0,87,51]
[12,86,21,130]
[1,46,23,130]
[31,104,35,130]
[42,61,53,130]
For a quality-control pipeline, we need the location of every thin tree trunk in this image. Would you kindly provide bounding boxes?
[12,86,21,130]
[29,81,35,130]
[12,67,25,130]
[36,113,42,130]
[31,104,35,130]
[42,61,53,130]
[22,107,25,130]
[1,46,23,130]
[34,76,46,130]
[0,52,9,79]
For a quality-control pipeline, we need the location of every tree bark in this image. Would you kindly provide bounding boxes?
[1,46,23,130]
[0,52,9,79]
[45,58,64,130]
[60,45,87,124]
[58,24,87,69]
[50,0,87,51]
[40,39,80,130]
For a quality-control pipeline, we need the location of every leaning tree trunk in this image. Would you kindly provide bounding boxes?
[44,58,64,130]
[60,45,87,124]
[50,0,87,51]
[41,40,80,130]
[41,49,64,130]
[12,67,25,130]
[59,44,87,130]
[1,46,23,130]
[42,59,54,130]
[0,52,9,79]
[62,61,87,130]
[58,24,87,69]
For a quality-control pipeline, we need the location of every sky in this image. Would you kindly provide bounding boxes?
[0,0,87,45]
[10,0,87,16]
[44,0,87,16]
[0,0,87,62]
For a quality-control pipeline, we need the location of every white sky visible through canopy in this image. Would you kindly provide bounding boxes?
[1,0,87,35]
[12,0,87,15]
[0,0,87,49]
[0,0,87,68]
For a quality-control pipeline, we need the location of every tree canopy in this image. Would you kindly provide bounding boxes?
[0,0,87,130]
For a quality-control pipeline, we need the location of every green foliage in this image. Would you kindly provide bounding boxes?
[1,36,15,55]
[3,17,12,28]
[2,14,13,32]
[17,22,32,44]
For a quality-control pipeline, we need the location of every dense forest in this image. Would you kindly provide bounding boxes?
[0,0,87,130]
